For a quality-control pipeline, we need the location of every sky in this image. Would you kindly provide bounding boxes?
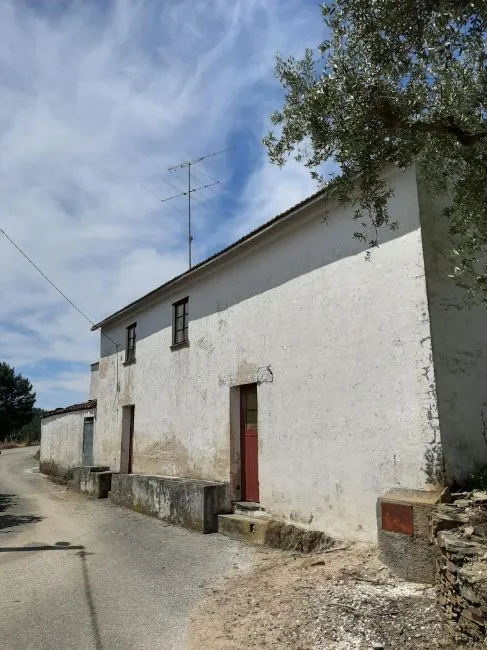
[0,0,329,410]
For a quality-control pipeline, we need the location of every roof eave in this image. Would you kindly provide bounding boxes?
[91,187,328,332]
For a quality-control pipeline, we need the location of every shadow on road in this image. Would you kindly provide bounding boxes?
[0,493,43,533]
[0,494,16,511]
[0,542,86,552]
[79,549,104,650]
[0,534,103,649]
[0,486,103,648]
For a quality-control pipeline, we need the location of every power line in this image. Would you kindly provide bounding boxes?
[0,225,119,350]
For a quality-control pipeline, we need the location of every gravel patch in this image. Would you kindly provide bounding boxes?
[187,544,485,649]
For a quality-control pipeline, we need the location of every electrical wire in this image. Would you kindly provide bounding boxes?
[0,225,119,351]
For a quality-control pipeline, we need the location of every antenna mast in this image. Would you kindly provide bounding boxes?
[168,147,233,268]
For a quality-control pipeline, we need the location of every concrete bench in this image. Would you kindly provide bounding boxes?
[72,466,113,499]
[109,474,230,533]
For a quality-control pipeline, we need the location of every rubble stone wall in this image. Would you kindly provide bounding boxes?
[433,495,487,643]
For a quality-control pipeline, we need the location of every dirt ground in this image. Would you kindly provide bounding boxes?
[187,543,484,650]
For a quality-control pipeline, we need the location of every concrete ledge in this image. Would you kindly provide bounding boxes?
[218,514,269,545]
[219,514,336,552]
[109,474,231,533]
[72,466,113,498]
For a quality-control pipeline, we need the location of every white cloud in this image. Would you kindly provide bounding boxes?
[0,0,324,408]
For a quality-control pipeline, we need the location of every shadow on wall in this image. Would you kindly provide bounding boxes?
[0,493,44,533]
[99,168,421,356]
[418,184,487,484]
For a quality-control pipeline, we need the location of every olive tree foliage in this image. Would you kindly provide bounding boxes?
[264,1,487,296]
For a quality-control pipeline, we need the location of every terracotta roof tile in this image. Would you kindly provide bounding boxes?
[42,399,96,419]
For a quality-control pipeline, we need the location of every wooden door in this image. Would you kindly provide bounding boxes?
[128,405,134,473]
[82,417,94,466]
[240,384,259,502]
[120,405,135,474]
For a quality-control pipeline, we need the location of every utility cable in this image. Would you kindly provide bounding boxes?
[0,225,119,351]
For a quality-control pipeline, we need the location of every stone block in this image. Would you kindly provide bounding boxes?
[72,466,112,498]
[110,474,231,533]
[377,488,444,584]
[218,514,269,545]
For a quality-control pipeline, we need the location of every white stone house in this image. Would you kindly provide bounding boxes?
[40,398,97,476]
[43,165,487,541]
[40,362,100,476]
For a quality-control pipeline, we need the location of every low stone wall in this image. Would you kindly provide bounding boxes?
[71,466,113,498]
[264,520,335,553]
[110,474,231,533]
[432,494,487,643]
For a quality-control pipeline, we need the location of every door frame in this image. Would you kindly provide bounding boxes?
[82,416,94,466]
[239,383,259,503]
[120,405,135,474]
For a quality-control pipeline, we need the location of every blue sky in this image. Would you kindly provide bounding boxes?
[0,0,329,409]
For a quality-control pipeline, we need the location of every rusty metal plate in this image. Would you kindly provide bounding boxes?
[381,501,414,535]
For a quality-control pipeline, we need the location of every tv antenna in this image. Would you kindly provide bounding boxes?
[167,147,234,268]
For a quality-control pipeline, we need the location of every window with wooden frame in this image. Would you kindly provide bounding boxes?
[125,323,136,363]
[172,297,189,347]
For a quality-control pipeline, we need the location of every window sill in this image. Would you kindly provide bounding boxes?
[170,340,190,351]
[123,358,136,366]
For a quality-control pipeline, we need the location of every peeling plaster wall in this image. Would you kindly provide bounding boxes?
[40,408,96,475]
[95,166,439,541]
[419,184,487,484]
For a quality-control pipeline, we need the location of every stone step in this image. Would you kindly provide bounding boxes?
[218,513,270,545]
[232,501,266,516]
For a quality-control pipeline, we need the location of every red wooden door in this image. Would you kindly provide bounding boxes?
[240,384,259,502]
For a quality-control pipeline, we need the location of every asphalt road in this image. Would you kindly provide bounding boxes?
[0,447,253,650]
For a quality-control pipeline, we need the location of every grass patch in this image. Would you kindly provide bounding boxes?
[0,441,22,450]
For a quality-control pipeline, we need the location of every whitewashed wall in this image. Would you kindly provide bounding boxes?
[95,166,440,541]
[40,408,96,475]
[90,363,99,400]
[419,185,487,484]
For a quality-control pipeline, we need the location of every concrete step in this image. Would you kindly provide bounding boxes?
[218,513,270,545]
[232,501,266,516]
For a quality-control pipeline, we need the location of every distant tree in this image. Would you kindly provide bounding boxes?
[0,362,36,442]
[15,408,45,445]
[264,1,487,297]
